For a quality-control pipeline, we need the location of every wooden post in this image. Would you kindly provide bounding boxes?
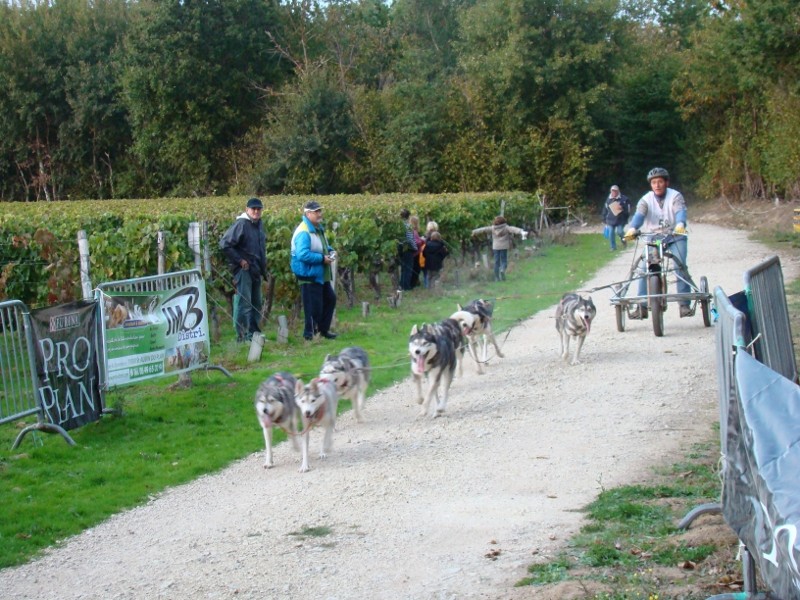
[157,231,166,275]
[201,221,211,277]
[361,302,370,318]
[330,253,338,330]
[77,230,92,300]
[277,315,289,344]
[188,222,201,272]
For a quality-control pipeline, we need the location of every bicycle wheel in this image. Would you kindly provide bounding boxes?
[699,276,711,327]
[615,304,626,332]
[648,274,664,337]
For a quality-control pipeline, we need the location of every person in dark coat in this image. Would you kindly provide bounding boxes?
[602,185,631,251]
[398,208,417,291]
[421,231,448,289]
[220,197,268,342]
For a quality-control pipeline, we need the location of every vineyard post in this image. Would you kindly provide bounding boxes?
[157,231,166,275]
[188,222,201,272]
[77,230,92,300]
[201,221,220,341]
[201,222,211,276]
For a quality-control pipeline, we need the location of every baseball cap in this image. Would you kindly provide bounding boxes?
[246,197,264,209]
[610,185,620,192]
[303,200,323,212]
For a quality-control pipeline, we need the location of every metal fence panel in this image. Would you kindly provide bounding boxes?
[0,300,39,425]
[714,287,749,460]
[744,255,798,384]
[96,269,228,388]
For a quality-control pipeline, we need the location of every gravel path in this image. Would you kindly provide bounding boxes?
[1,223,797,600]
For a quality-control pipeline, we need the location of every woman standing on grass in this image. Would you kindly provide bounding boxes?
[471,216,527,281]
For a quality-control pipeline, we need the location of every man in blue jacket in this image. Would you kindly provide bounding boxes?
[220,197,268,342]
[290,200,337,340]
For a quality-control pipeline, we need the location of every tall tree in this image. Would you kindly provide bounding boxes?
[675,0,800,199]
[0,1,70,200]
[454,0,620,203]
[120,0,287,197]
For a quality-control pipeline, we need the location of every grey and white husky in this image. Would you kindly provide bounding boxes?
[408,318,464,417]
[555,293,596,365]
[294,377,339,473]
[254,372,299,469]
[450,298,504,373]
[319,346,371,422]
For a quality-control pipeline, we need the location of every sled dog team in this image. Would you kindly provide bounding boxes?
[256,293,594,472]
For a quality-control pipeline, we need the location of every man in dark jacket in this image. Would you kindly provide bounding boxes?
[602,185,630,251]
[220,197,268,342]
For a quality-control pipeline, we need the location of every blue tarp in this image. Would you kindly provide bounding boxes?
[726,349,800,599]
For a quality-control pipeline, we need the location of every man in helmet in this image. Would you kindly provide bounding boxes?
[624,168,692,318]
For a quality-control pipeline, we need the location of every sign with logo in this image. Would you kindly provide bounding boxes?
[30,300,103,430]
[101,281,210,387]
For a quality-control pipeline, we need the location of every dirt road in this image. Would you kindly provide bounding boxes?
[1,223,797,600]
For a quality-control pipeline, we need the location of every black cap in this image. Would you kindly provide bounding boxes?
[246,197,263,209]
[303,200,323,212]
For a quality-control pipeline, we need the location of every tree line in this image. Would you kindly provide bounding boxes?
[1,0,797,205]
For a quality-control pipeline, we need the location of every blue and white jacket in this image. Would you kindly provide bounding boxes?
[290,215,333,284]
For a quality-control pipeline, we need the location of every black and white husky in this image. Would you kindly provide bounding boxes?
[294,377,339,473]
[555,293,596,365]
[408,318,464,417]
[319,346,371,422]
[254,372,299,469]
[450,298,504,373]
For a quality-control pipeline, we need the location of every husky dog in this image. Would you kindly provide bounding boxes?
[254,372,299,469]
[450,298,504,373]
[555,293,596,365]
[294,377,339,473]
[408,318,464,417]
[319,346,371,422]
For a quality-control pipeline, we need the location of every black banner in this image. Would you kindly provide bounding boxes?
[30,300,103,430]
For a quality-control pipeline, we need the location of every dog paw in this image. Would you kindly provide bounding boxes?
[263,462,274,469]
[299,465,310,473]
[496,350,505,358]
[319,451,328,459]
[415,397,424,405]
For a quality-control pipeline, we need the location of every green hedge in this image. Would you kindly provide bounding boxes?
[0,192,540,309]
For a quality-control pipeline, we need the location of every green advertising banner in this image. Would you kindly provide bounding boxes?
[101,281,210,387]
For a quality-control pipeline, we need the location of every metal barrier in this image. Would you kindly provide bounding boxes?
[96,269,230,389]
[697,286,799,600]
[680,288,758,592]
[744,255,798,384]
[0,300,76,448]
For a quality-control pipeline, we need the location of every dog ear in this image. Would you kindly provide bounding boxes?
[294,379,304,395]
[456,303,463,311]
[324,353,332,361]
[410,324,418,335]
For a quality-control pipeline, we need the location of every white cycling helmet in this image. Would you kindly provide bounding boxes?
[647,167,670,182]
